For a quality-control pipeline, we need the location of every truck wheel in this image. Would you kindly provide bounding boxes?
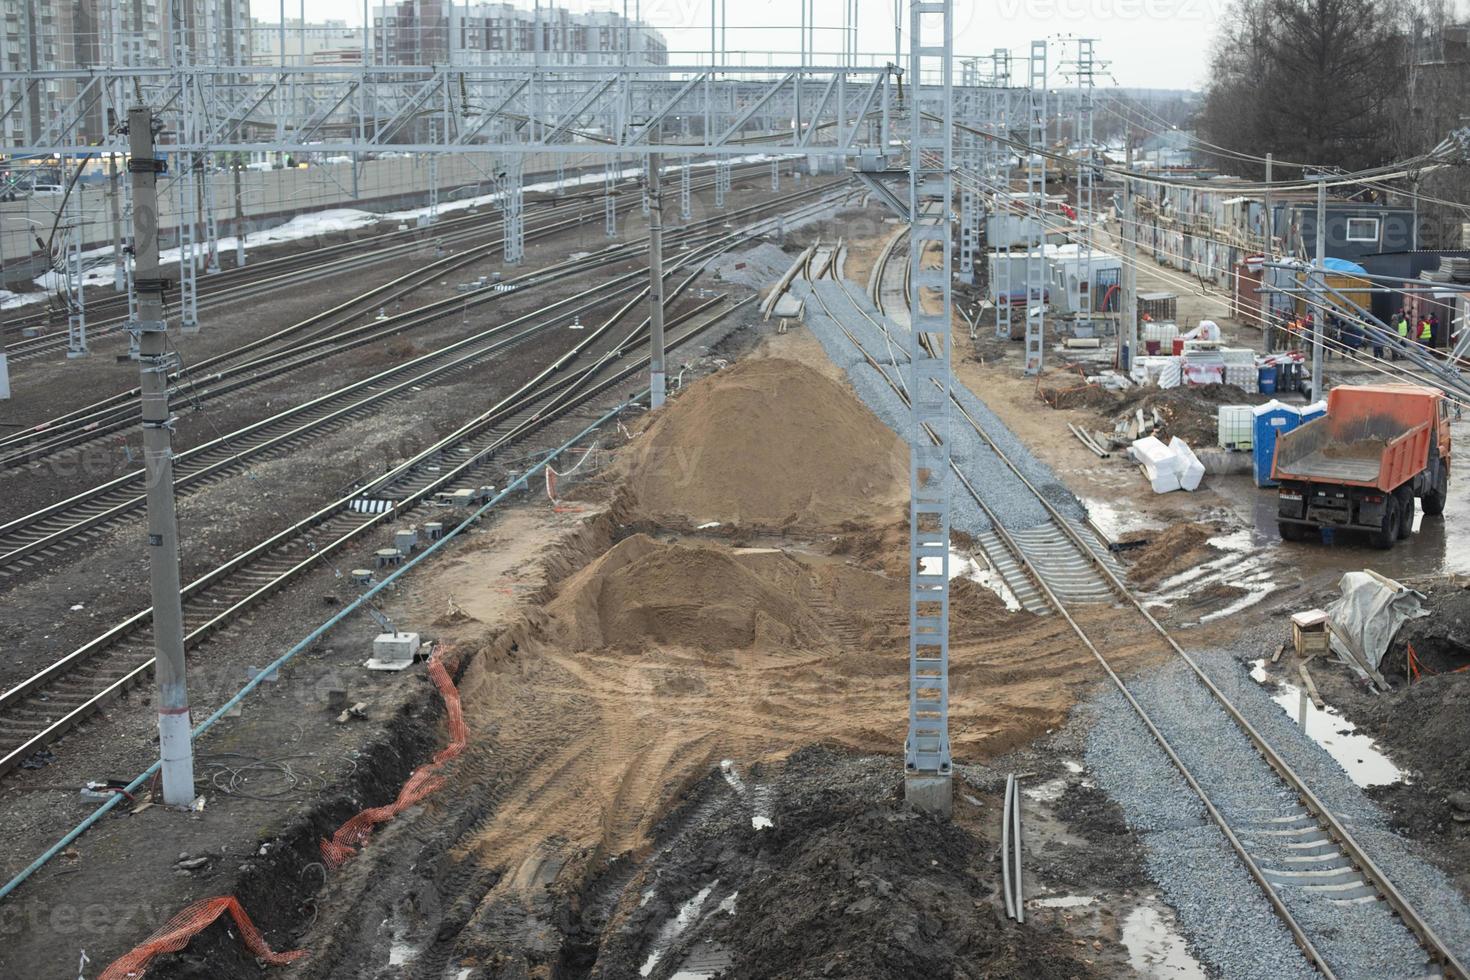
[1370,496,1400,550]
[1398,491,1416,539]
[1422,463,1449,517]
[1278,521,1304,542]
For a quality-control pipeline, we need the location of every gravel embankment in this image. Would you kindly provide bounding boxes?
[1083,622,1470,979]
[795,278,1085,533]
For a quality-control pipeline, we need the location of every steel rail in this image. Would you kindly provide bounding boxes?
[0,172,831,467]
[0,188,840,565]
[2,159,777,351]
[0,193,838,782]
[0,294,752,783]
[821,246,1466,980]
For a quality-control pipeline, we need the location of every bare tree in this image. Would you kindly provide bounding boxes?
[1199,0,1409,173]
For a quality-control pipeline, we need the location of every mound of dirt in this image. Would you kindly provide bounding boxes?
[621,357,908,530]
[719,748,1100,980]
[1383,581,1470,677]
[1125,522,1222,588]
[1046,379,1268,447]
[547,533,827,652]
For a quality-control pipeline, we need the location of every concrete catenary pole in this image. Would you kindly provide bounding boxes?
[1312,175,1327,400]
[128,105,196,807]
[646,153,666,408]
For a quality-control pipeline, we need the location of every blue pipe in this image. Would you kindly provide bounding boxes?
[0,394,640,903]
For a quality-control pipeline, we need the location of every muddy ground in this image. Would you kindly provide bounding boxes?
[7,210,1470,980]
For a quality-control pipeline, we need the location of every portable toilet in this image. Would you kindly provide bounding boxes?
[1300,399,1328,424]
[1252,400,1302,487]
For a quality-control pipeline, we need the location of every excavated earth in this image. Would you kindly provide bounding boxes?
[118,347,1169,979]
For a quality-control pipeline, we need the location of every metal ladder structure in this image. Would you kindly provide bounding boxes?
[64,219,87,357]
[603,157,618,238]
[716,157,731,208]
[1073,39,1096,317]
[1023,40,1047,374]
[503,158,525,265]
[991,49,1013,341]
[957,58,980,284]
[680,155,693,221]
[904,0,955,815]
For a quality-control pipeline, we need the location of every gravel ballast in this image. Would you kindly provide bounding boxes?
[795,278,1085,534]
[1083,623,1470,979]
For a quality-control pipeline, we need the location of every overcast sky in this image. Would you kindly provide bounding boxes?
[253,0,1223,91]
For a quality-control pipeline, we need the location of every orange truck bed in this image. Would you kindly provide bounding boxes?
[1272,384,1445,491]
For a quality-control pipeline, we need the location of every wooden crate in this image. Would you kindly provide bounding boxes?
[1291,609,1329,656]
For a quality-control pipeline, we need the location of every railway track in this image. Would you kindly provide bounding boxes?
[810,249,1120,612]
[2,160,773,360]
[810,245,1467,980]
[0,178,837,473]
[0,191,842,785]
[0,187,842,576]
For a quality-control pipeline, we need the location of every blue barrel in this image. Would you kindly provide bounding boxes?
[1258,365,1277,394]
[1252,402,1302,487]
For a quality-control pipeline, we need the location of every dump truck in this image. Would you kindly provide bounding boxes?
[1273,384,1452,548]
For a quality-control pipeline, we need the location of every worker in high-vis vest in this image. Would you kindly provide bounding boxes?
[1420,317,1433,343]
[1395,313,1411,360]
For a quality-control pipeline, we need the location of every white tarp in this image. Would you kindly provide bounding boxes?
[1325,571,1428,679]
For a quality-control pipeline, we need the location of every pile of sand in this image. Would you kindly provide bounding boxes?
[621,357,908,530]
[547,534,827,652]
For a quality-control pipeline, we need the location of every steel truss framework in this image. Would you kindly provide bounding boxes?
[4,55,971,813]
[0,64,899,161]
[1024,42,1047,375]
[904,0,955,808]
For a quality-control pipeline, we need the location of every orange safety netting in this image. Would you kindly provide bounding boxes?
[98,895,306,980]
[320,643,467,868]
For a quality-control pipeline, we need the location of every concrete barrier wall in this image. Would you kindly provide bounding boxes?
[0,149,613,284]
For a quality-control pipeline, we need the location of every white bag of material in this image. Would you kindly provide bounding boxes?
[1192,319,1221,341]
[1130,436,1183,493]
[1157,358,1182,389]
[1169,437,1206,491]
[1130,435,1204,493]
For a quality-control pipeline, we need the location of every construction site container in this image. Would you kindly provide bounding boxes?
[1253,401,1301,487]
[1272,384,1452,548]
[1218,406,1253,450]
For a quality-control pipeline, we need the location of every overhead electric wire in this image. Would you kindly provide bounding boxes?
[958,165,1470,406]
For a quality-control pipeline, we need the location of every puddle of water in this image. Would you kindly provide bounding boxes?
[1249,660,1403,787]
[1205,528,1254,552]
[920,548,1022,612]
[717,892,738,915]
[1033,894,1097,908]
[1197,576,1277,623]
[1121,905,1207,979]
[1084,497,1164,541]
[640,882,717,977]
[1022,777,1068,803]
